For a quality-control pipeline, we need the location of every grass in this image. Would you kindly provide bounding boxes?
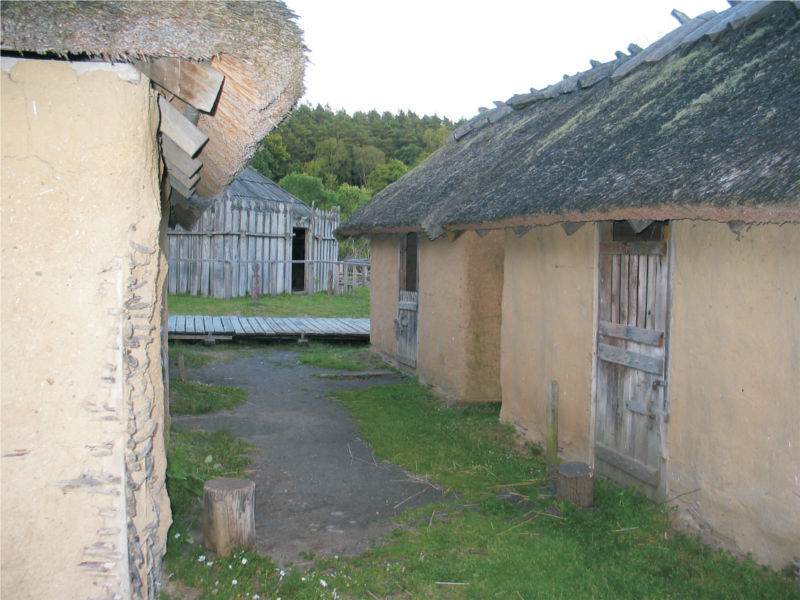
[169,340,267,370]
[168,287,370,318]
[169,380,248,415]
[296,341,388,372]
[166,428,256,525]
[162,343,799,600]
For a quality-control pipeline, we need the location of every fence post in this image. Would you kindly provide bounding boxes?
[327,270,334,297]
[270,261,277,297]
[224,261,232,301]
[546,380,559,470]
[251,264,260,302]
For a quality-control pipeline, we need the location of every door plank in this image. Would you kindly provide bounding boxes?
[598,321,664,346]
[598,342,664,375]
[599,241,666,256]
[610,255,620,324]
[598,254,612,323]
[628,255,639,326]
[619,254,629,325]
[636,257,648,329]
[595,443,659,487]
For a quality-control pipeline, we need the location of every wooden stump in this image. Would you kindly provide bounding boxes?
[556,461,594,507]
[203,478,255,556]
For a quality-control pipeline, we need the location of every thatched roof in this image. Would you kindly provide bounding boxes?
[2,0,305,220]
[340,1,800,239]
[171,167,314,230]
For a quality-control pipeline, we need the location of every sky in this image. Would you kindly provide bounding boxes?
[285,0,731,121]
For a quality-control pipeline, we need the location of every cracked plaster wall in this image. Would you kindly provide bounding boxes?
[1,59,171,599]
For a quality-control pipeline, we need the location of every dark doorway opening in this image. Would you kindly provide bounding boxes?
[292,228,306,292]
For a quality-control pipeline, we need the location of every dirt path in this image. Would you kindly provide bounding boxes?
[172,349,445,568]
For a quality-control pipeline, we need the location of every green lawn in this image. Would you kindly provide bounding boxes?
[168,287,369,318]
[162,343,799,600]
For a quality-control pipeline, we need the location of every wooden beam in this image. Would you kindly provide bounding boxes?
[168,174,195,199]
[595,443,658,487]
[599,241,666,256]
[135,58,224,113]
[164,157,200,189]
[160,135,202,178]
[597,342,663,375]
[158,95,208,157]
[598,321,664,347]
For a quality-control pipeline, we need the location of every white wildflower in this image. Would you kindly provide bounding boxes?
[206,561,214,567]
[197,555,206,562]
[232,579,238,585]
[174,533,180,539]
[320,579,328,587]
[241,557,248,565]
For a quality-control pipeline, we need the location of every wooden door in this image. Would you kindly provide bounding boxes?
[594,221,670,499]
[395,234,419,368]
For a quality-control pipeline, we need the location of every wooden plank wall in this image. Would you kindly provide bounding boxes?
[167,198,369,298]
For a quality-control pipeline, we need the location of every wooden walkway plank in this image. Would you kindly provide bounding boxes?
[254,317,276,335]
[220,316,235,334]
[203,316,215,334]
[240,317,257,335]
[324,318,360,334]
[228,316,245,335]
[246,317,266,335]
[168,315,370,341]
[211,316,226,334]
[299,318,325,335]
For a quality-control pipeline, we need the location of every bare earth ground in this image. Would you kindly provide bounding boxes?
[171,349,446,569]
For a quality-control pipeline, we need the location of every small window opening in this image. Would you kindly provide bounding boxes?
[399,233,418,292]
[611,220,669,242]
[292,227,306,292]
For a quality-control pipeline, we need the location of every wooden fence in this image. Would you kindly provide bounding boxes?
[167,257,369,298]
[167,196,359,297]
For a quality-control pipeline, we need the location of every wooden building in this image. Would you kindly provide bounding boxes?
[168,168,340,298]
[1,2,304,598]
[340,2,800,571]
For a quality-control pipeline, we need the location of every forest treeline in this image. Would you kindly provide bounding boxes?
[248,104,460,220]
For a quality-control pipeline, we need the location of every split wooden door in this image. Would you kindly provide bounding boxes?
[594,222,670,499]
[396,233,419,368]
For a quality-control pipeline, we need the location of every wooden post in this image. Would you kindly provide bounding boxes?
[203,478,255,557]
[556,461,594,507]
[546,380,559,469]
[251,264,260,302]
[327,269,334,297]
[177,354,187,382]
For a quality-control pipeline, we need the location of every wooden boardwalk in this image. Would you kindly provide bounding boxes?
[168,315,370,341]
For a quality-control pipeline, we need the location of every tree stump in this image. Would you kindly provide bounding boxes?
[556,461,594,507]
[203,478,255,556]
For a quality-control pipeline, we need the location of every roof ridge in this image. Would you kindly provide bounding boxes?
[447,0,787,145]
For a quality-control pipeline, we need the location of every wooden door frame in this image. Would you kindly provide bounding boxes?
[396,233,419,369]
[590,221,673,501]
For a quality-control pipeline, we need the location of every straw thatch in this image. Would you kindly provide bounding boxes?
[339,1,800,239]
[1,0,306,199]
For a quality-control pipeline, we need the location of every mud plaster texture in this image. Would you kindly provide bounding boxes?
[171,349,446,568]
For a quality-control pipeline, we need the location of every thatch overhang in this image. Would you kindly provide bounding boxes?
[1,0,306,227]
[339,1,800,240]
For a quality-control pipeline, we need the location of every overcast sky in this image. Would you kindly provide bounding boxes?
[285,0,731,121]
